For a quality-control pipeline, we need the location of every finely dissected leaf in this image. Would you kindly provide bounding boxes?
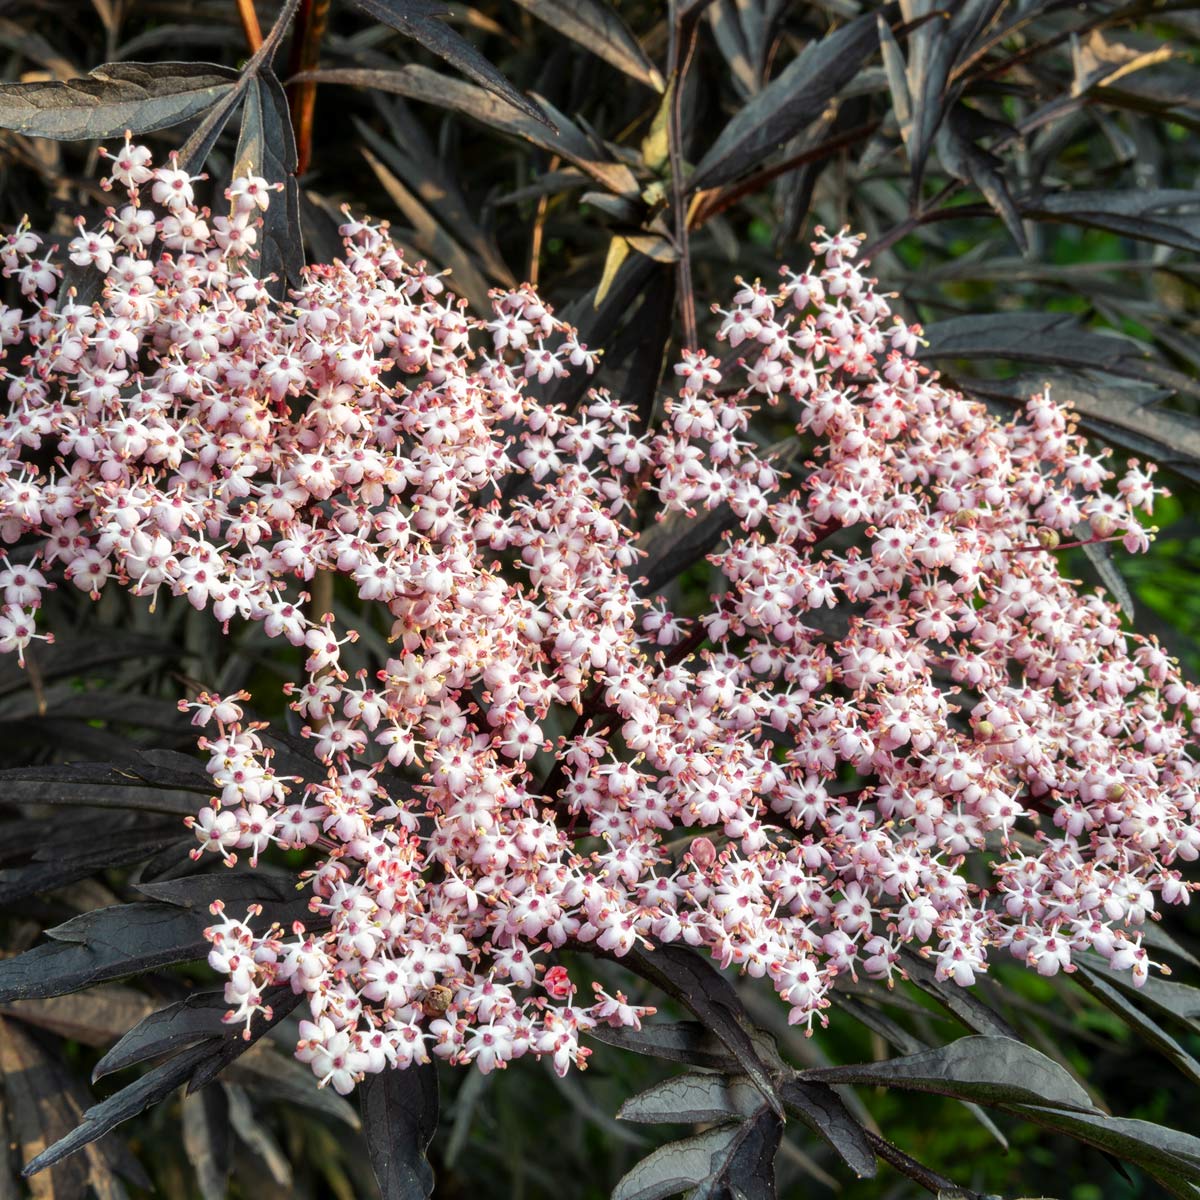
[935,105,1026,252]
[920,313,1198,398]
[0,633,176,697]
[707,0,766,99]
[223,1046,361,1128]
[232,70,303,287]
[93,992,234,1081]
[182,1087,231,1200]
[823,993,1010,1153]
[510,0,662,91]
[360,1058,439,1200]
[636,504,738,594]
[613,267,675,423]
[0,1016,143,1199]
[539,249,659,414]
[586,1019,742,1070]
[347,0,549,126]
[904,0,1004,195]
[290,67,637,195]
[802,1035,1096,1113]
[1005,1105,1200,1193]
[614,944,783,1116]
[224,1083,294,1186]
[0,778,197,813]
[877,12,912,145]
[781,1080,877,1179]
[1075,966,1200,1087]
[0,748,211,795]
[1018,188,1200,254]
[0,875,309,1003]
[360,143,492,312]
[618,1073,761,1125]
[134,869,304,911]
[1078,953,1200,1032]
[899,950,1016,1038]
[613,1104,782,1200]
[177,0,301,173]
[612,1124,742,1200]
[968,371,1200,484]
[0,906,211,1004]
[356,106,513,285]
[0,821,181,903]
[0,61,237,140]
[690,12,879,189]
[22,1040,217,1178]
[693,1108,781,1200]
[186,987,303,1093]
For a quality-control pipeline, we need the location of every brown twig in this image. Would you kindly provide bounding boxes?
[235,0,264,51]
[285,0,330,175]
[307,567,335,626]
[666,0,700,352]
[528,154,561,288]
[864,1131,961,1196]
[689,120,882,228]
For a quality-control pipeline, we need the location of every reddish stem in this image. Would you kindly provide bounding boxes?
[286,0,330,175]
[235,0,264,50]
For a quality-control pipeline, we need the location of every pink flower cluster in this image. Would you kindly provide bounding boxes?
[2,140,1197,1095]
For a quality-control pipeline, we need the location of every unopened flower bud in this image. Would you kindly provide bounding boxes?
[1036,527,1061,549]
[689,836,717,869]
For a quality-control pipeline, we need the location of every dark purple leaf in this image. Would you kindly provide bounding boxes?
[233,69,303,288]
[586,1019,742,1070]
[636,504,737,595]
[360,1059,439,1200]
[0,61,237,140]
[347,0,550,127]
[510,0,662,91]
[1076,966,1200,1087]
[801,1035,1096,1113]
[690,12,879,189]
[178,0,302,173]
[1018,188,1200,254]
[618,1072,761,1125]
[935,105,1026,252]
[186,986,303,1092]
[1003,1105,1200,1195]
[0,1016,147,1196]
[612,1103,781,1200]
[899,949,1016,1038]
[22,1040,218,1178]
[182,1086,231,1200]
[93,992,233,1081]
[0,905,211,1003]
[0,822,180,904]
[920,313,1199,398]
[781,1080,876,1179]
[288,67,637,195]
[905,0,1005,195]
[611,943,783,1116]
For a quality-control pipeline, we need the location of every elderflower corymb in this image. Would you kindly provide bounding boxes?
[1,138,1196,1094]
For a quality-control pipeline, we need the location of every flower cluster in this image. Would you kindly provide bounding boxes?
[2,140,1197,1094]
